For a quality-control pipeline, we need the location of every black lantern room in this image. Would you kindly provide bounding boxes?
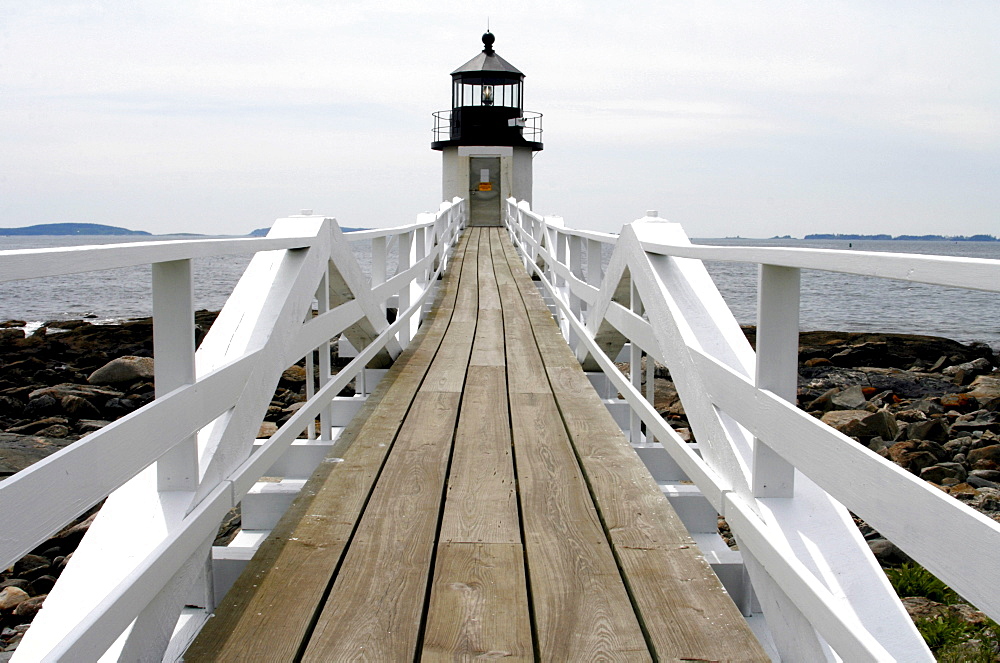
[431,33,543,151]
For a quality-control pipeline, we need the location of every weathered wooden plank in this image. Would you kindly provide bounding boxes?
[421,543,533,662]
[494,240,550,395]
[439,366,518,544]
[617,546,770,661]
[301,391,461,661]
[505,235,770,660]
[477,230,502,311]
[422,231,479,391]
[509,392,651,660]
[469,308,505,367]
[184,232,473,661]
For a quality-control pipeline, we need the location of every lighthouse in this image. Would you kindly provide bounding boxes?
[432,32,543,226]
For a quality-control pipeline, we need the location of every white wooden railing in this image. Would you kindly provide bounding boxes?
[505,198,1000,662]
[0,198,466,661]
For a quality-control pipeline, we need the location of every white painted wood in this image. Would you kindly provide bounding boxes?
[0,351,258,570]
[15,480,233,661]
[694,348,1000,622]
[637,238,1000,293]
[0,236,314,283]
[242,479,308,530]
[153,260,199,493]
[115,541,212,662]
[629,284,642,445]
[752,264,799,498]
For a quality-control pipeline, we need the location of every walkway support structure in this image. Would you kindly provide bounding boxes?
[505,198,1000,662]
[0,199,466,661]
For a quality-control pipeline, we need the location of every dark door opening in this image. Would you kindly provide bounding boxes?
[469,157,501,227]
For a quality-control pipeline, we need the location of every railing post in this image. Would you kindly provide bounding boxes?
[753,264,800,497]
[372,235,387,317]
[152,259,197,491]
[313,268,333,440]
[630,282,643,445]
[398,230,414,348]
[568,234,583,350]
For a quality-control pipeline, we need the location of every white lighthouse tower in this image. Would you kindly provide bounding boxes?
[432,32,543,226]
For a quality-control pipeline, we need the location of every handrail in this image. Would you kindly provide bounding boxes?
[0,236,318,282]
[3,198,467,661]
[640,238,1000,294]
[504,197,1000,662]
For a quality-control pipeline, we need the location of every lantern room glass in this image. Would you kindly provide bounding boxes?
[453,79,522,110]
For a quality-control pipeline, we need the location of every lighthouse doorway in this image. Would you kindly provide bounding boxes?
[468,157,501,226]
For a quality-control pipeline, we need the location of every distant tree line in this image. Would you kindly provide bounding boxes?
[802,233,998,242]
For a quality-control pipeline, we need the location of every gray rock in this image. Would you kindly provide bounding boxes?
[23,394,57,416]
[943,357,991,376]
[7,417,69,435]
[831,385,867,410]
[27,383,122,401]
[0,433,76,476]
[971,469,1000,482]
[868,436,889,452]
[868,538,910,565]
[821,410,872,437]
[967,444,1000,468]
[76,419,110,434]
[88,356,154,385]
[861,410,898,440]
[905,418,950,443]
[34,424,70,439]
[913,399,945,415]
[920,463,967,484]
[967,475,1000,490]
[60,395,101,418]
[967,375,1000,401]
[804,388,839,412]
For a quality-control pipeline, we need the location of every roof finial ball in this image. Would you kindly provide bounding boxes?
[482,31,495,55]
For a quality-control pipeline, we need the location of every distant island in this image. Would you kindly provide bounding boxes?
[0,223,151,236]
[800,233,998,242]
[1,222,367,237]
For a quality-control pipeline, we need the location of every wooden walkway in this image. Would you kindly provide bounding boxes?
[186,228,768,661]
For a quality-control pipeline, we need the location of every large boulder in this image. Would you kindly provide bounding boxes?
[967,375,1000,402]
[88,356,154,385]
[820,409,897,440]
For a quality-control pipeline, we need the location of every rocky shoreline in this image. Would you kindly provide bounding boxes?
[2,316,1000,653]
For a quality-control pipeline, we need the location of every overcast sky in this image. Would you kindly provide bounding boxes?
[1,1,997,237]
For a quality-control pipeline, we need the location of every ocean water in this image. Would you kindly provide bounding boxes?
[695,238,1000,350]
[1,235,998,350]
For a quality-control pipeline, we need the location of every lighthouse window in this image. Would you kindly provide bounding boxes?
[454,80,523,109]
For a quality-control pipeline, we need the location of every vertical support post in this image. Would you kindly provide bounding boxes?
[629,282,643,445]
[568,234,583,350]
[586,238,603,327]
[372,236,387,318]
[753,264,800,497]
[152,260,197,491]
[416,224,427,286]
[645,353,656,445]
[397,230,413,349]
[305,350,316,440]
[317,269,332,441]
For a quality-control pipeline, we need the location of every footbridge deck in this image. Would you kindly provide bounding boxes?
[185,228,767,660]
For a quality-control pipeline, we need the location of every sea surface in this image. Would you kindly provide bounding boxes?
[1,235,999,350]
